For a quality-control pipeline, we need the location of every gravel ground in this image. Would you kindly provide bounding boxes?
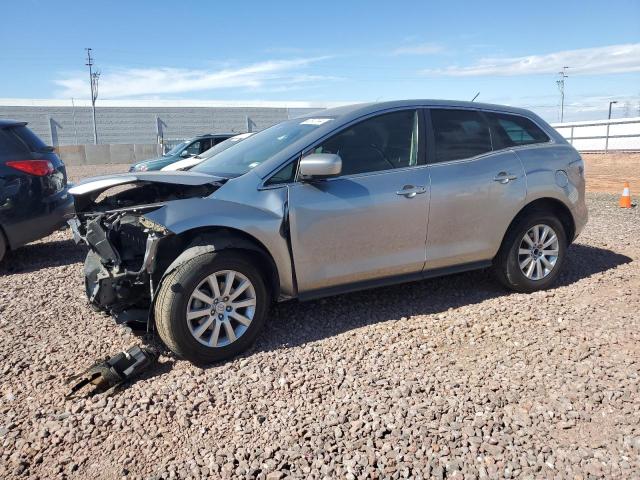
[1,167,639,478]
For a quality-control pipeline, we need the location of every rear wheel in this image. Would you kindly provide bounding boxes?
[494,212,567,293]
[155,251,269,364]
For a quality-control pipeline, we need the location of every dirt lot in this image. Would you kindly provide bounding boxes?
[582,153,640,193]
[1,163,639,479]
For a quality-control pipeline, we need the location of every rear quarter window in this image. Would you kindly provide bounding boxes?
[487,112,550,148]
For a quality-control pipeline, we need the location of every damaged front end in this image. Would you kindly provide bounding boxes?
[68,172,225,322]
[70,208,167,317]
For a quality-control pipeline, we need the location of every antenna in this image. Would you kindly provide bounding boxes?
[471,92,480,102]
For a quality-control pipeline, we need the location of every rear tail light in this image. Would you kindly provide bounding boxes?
[6,160,55,176]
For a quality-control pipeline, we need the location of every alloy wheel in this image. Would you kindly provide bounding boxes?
[186,270,257,347]
[518,224,560,281]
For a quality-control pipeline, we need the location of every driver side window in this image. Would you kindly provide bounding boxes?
[314,110,420,176]
[185,141,201,156]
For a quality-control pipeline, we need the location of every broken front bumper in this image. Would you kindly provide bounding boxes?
[69,214,169,315]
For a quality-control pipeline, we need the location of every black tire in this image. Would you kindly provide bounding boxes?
[154,250,269,364]
[494,211,567,293]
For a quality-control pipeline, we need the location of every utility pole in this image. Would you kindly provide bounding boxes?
[85,48,100,144]
[608,100,618,120]
[605,100,618,153]
[71,98,78,145]
[556,66,569,123]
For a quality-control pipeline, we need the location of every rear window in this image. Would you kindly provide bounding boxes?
[430,109,492,163]
[488,112,549,148]
[0,125,48,156]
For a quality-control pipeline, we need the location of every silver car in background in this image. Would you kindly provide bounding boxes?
[69,100,587,363]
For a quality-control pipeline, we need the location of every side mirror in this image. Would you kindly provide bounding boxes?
[180,150,191,158]
[299,153,342,179]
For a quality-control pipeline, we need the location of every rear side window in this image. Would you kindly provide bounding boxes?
[429,109,492,163]
[0,125,47,156]
[488,112,549,148]
[199,139,212,152]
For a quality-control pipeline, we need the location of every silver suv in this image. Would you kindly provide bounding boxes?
[69,100,587,363]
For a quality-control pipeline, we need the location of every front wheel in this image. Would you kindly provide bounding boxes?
[154,251,270,364]
[494,212,567,293]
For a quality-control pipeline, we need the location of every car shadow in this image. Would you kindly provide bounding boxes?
[0,236,86,275]
[246,243,632,356]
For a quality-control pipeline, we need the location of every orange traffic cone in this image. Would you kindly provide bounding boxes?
[619,181,632,208]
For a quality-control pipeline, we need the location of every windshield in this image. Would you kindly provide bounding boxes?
[164,141,188,156]
[192,117,334,178]
[197,132,255,160]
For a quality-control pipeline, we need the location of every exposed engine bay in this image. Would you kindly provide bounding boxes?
[68,172,225,320]
[74,180,220,213]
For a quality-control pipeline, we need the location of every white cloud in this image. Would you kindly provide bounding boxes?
[391,42,444,56]
[423,43,640,76]
[54,57,335,99]
[481,93,640,122]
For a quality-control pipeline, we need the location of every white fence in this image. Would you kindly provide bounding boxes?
[551,117,640,152]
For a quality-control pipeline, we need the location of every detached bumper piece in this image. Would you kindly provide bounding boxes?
[66,345,158,398]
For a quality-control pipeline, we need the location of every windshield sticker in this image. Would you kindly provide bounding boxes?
[301,118,333,126]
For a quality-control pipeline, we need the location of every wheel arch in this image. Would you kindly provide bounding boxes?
[501,197,576,250]
[154,226,281,301]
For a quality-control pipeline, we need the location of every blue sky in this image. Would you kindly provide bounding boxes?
[1,0,639,121]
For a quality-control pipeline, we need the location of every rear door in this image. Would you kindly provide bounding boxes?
[288,109,430,294]
[425,108,526,269]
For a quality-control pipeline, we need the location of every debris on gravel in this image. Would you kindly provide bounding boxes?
[0,164,638,478]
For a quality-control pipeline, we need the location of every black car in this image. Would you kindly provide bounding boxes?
[0,120,73,262]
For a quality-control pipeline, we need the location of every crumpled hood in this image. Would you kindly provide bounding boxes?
[69,171,227,213]
[70,171,225,195]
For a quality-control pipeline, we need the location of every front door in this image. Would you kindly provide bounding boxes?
[288,109,430,294]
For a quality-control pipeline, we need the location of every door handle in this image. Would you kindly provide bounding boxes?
[493,172,518,184]
[396,185,427,198]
